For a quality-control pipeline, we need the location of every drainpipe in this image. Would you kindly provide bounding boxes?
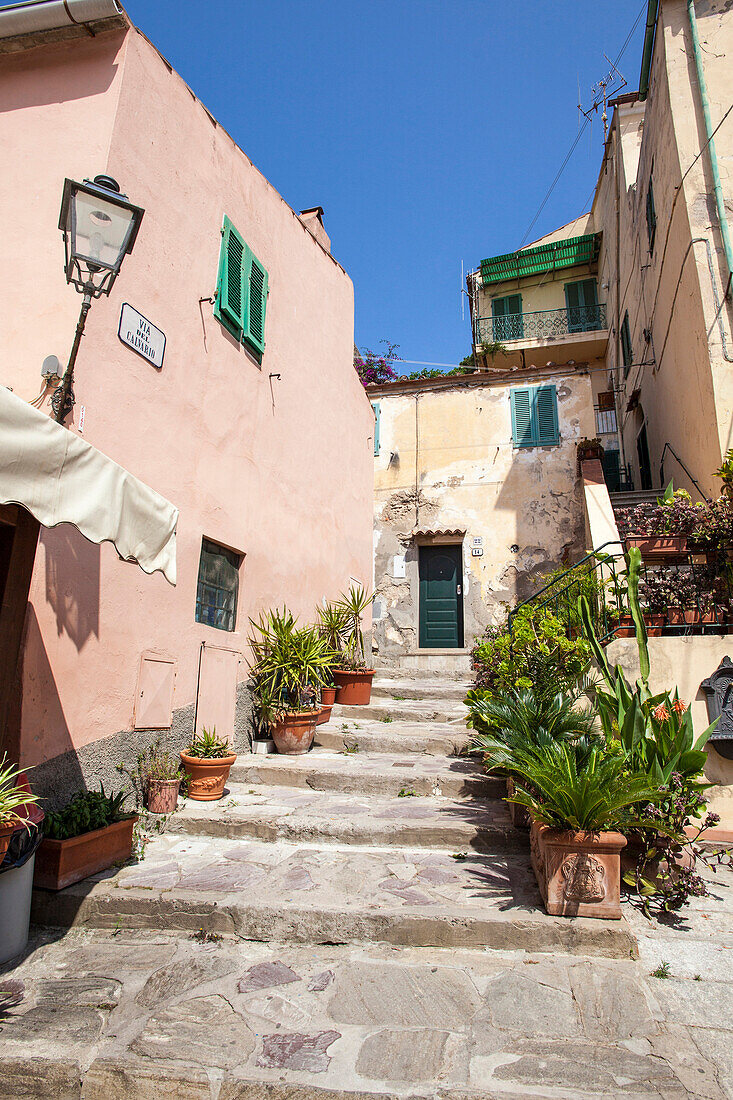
[687,0,733,299]
[638,0,659,101]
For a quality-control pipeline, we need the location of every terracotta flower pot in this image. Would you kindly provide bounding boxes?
[316,704,333,726]
[0,820,16,863]
[333,668,375,705]
[625,535,687,559]
[505,777,530,830]
[145,777,181,815]
[272,711,319,755]
[531,820,627,919]
[180,752,237,801]
[645,613,665,636]
[616,615,635,638]
[33,816,138,892]
[321,686,337,707]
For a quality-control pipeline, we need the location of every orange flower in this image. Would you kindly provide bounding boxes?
[673,699,688,715]
[652,703,671,722]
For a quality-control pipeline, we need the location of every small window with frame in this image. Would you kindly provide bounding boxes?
[195,538,241,632]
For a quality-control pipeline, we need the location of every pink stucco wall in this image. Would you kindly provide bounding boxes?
[0,26,374,767]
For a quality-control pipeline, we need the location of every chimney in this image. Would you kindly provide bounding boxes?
[298,207,331,254]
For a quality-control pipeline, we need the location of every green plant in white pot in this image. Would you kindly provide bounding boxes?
[0,756,38,862]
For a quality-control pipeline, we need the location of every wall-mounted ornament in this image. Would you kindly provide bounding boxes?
[700,656,733,759]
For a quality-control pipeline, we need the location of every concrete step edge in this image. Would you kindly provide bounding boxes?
[31,888,637,959]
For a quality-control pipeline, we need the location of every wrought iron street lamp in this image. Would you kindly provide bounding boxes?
[53,175,145,422]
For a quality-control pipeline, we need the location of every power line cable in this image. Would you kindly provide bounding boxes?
[517,1,647,249]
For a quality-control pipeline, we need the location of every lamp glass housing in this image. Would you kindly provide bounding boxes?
[59,176,144,297]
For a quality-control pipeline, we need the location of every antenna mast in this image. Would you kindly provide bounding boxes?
[578,54,627,142]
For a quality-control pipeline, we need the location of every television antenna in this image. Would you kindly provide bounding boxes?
[578,55,627,142]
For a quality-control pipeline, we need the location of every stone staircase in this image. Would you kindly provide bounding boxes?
[31,673,635,958]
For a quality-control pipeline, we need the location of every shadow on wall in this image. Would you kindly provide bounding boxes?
[19,604,83,796]
[42,526,100,650]
[0,34,121,115]
[493,440,583,604]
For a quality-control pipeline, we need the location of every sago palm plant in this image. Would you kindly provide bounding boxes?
[508,741,667,834]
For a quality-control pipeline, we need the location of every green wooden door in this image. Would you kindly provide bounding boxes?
[564,279,599,332]
[419,545,463,648]
[491,294,523,341]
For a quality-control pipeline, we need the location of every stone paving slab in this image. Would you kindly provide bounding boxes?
[370,678,472,702]
[230,749,502,799]
[316,720,471,756]
[165,783,516,851]
[333,698,467,724]
[30,834,636,956]
[1,926,731,1099]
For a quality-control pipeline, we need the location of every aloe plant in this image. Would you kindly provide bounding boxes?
[578,548,715,789]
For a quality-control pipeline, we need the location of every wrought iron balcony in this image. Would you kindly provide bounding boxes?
[476,302,607,345]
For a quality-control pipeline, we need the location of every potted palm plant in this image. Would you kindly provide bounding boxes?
[249,608,333,754]
[511,742,664,919]
[180,728,237,800]
[315,602,347,724]
[468,686,598,830]
[332,584,375,705]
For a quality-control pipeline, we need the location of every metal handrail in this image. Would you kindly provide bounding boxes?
[659,442,710,502]
[508,539,733,644]
[475,303,607,345]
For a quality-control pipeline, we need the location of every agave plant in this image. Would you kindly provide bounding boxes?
[508,741,667,834]
[0,755,38,831]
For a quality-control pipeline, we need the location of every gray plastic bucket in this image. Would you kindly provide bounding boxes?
[0,852,35,964]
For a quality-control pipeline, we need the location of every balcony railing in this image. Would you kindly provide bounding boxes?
[476,302,607,345]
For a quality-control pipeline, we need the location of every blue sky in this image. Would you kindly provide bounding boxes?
[124,0,647,371]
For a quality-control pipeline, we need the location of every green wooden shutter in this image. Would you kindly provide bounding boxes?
[244,246,268,356]
[372,402,381,456]
[511,387,534,446]
[565,279,599,332]
[534,385,559,446]
[621,312,633,376]
[646,179,657,251]
[214,216,246,335]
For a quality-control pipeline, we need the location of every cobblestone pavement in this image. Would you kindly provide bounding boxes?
[2,857,731,1100]
[3,675,731,1098]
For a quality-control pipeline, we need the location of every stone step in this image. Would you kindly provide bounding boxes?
[230,748,502,799]
[165,783,514,852]
[370,677,471,703]
[379,652,472,677]
[31,834,637,958]
[315,720,471,757]
[334,698,467,723]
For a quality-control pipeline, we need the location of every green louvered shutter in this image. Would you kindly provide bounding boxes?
[214,216,246,335]
[646,179,657,251]
[511,387,533,446]
[492,294,523,341]
[372,402,381,456]
[244,246,268,356]
[534,385,559,446]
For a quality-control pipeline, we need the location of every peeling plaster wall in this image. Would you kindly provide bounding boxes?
[371,372,595,665]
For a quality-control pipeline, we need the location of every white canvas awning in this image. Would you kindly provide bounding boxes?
[0,386,178,585]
